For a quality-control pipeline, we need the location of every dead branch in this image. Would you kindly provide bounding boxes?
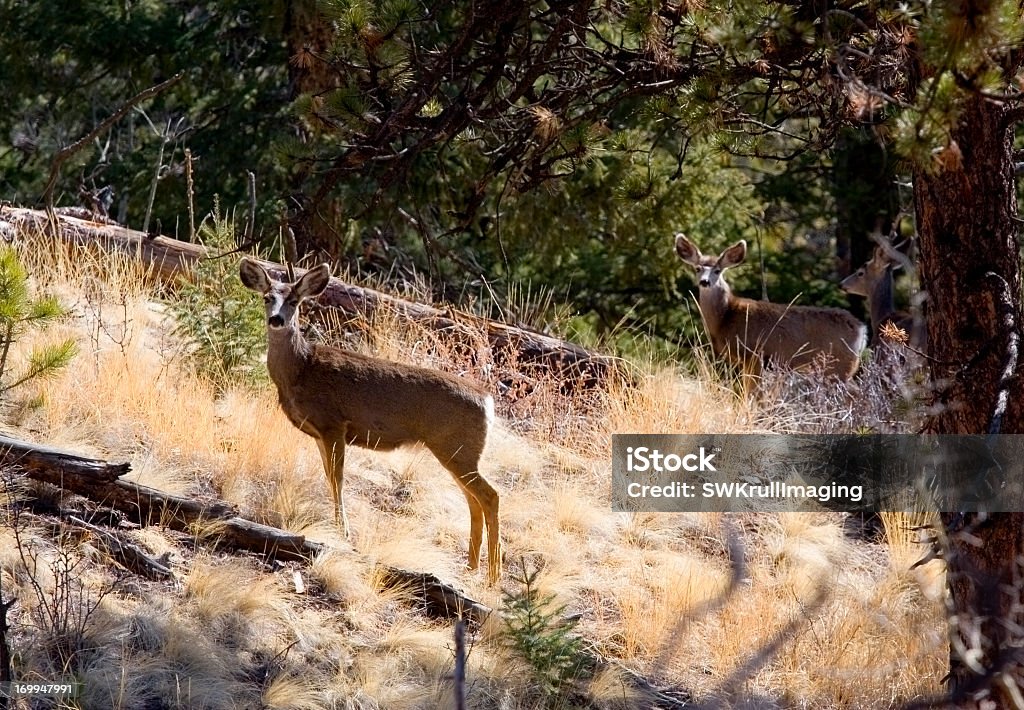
[3,433,492,617]
[4,436,692,704]
[66,515,176,582]
[1,206,204,282]
[0,434,129,483]
[41,73,184,215]
[379,568,492,624]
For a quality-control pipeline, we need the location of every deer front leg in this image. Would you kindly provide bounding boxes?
[316,435,349,538]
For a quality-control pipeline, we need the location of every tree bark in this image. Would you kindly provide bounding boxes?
[65,515,176,582]
[913,93,1024,705]
[833,126,899,281]
[0,433,130,482]
[0,206,204,282]
[251,258,615,386]
[282,0,345,260]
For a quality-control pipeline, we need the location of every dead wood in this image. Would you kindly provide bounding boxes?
[0,206,204,282]
[66,515,176,582]
[379,568,492,624]
[454,619,467,710]
[0,434,129,482]
[40,73,184,216]
[3,439,688,704]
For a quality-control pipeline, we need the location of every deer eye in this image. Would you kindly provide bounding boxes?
[263,295,271,303]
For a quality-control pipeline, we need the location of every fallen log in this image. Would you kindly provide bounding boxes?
[5,441,690,705]
[3,433,490,619]
[379,568,492,624]
[0,206,617,386]
[0,433,129,483]
[257,258,616,386]
[0,206,203,283]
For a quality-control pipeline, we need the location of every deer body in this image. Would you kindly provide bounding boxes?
[241,258,501,584]
[675,235,867,381]
[840,246,926,349]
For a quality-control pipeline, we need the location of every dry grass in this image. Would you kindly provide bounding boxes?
[0,232,946,708]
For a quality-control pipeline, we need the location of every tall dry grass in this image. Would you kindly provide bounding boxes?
[0,230,947,708]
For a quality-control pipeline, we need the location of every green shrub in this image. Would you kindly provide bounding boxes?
[501,565,594,705]
[168,204,266,389]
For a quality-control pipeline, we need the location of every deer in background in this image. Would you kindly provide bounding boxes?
[239,258,502,584]
[840,237,927,350]
[674,234,867,386]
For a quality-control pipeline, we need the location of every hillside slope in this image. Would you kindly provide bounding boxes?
[0,234,944,709]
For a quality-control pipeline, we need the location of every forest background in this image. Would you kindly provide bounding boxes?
[0,0,926,359]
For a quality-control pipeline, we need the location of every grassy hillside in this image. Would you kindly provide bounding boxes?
[0,230,944,709]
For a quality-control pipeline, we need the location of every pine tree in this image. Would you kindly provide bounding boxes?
[0,247,77,396]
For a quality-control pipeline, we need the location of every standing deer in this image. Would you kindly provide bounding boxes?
[239,258,502,584]
[840,242,926,349]
[674,234,867,384]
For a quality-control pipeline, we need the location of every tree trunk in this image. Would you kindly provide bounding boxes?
[282,0,344,260]
[914,93,1024,705]
[833,126,899,279]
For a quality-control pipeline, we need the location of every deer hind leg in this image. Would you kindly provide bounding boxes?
[315,432,349,537]
[479,477,502,585]
[437,447,502,585]
[452,475,485,571]
[740,356,764,400]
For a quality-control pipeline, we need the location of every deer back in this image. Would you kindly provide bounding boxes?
[714,296,867,378]
[278,343,492,454]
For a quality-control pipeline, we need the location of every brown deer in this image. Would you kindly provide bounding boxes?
[674,234,867,385]
[840,241,926,349]
[239,258,502,584]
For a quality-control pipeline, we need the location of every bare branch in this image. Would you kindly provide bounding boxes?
[41,72,185,216]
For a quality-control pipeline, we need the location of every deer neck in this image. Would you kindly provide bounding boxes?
[266,322,312,385]
[869,268,896,327]
[697,283,733,332]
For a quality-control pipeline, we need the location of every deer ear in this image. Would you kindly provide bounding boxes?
[295,264,331,300]
[719,240,747,269]
[239,258,272,293]
[674,234,703,266]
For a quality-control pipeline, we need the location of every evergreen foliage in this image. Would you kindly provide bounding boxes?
[0,247,77,396]
[501,565,595,705]
[0,1,290,233]
[2,1,1023,367]
[167,203,267,388]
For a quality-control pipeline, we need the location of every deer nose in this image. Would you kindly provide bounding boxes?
[699,277,711,287]
[268,314,285,328]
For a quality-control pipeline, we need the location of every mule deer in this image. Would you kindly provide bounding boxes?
[840,242,926,349]
[239,258,501,584]
[674,234,867,383]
